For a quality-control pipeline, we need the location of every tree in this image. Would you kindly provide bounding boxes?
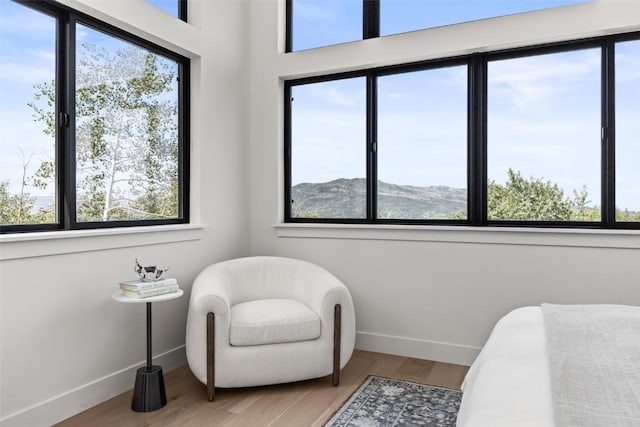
[0,181,32,225]
[29,42,179,222]
[570,186,600,221]
[488,169,573,220]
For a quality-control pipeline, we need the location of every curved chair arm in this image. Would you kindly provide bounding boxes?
[189,265,233,318]
[186,264,233,385]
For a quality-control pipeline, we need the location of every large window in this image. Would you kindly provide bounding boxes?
[285,34,640,229]
[286,0,590,52]
[0,0,189,233]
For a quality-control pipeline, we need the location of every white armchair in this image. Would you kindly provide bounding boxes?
[186,256,356,400]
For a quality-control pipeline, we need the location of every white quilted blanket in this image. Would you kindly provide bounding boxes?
[541,303,640,427]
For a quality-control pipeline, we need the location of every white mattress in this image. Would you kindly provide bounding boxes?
[456,306,554,427]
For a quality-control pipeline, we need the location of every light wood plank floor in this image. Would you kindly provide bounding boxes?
[56,350,469,427]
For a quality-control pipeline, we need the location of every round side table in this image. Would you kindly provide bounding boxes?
[112,288,184,412]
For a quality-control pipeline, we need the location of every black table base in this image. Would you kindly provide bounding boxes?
[131,302,167,412]
[131,365,167,412]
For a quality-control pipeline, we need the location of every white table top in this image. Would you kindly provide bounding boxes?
[112,288,184,304]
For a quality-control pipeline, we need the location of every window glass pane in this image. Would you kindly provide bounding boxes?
[487,48,601,221]
[0,2,57,226]
[615,40,640,222]
[290,77,366,218]
[377,66,467,219]
[291,0,362,51]
[381,0,589,37]
[145,0,180,19]
[76,24,180,222]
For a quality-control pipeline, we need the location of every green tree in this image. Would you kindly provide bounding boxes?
[570,186,600,221]
[488,169,573,220]
[0,181,33,225]
[616,209,640,222]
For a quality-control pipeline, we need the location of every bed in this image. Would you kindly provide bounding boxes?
[456,304,640,427]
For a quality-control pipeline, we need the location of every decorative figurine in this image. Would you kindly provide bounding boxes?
[134,258,169,281]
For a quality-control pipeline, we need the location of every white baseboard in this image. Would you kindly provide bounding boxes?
[0,346,187,427]
[355,331,480,366]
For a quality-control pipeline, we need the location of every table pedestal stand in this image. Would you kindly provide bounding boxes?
[131,302,167,412]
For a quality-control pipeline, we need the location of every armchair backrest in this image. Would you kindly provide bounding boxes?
[212,256,344,306]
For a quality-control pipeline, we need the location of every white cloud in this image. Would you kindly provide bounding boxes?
[0,61,54,84]
[488,49,600,108]
[293,1,337,23]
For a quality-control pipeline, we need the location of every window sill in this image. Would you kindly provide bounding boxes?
[0,224,207,260]
[275,223,640,249]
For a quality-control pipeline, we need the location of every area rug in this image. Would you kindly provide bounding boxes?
[324,375,462,427]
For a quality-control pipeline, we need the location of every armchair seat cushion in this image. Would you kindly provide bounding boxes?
[230,298,321,346]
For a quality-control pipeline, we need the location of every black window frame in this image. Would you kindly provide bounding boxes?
[1,0,190,234]
[284,32,640,230]
[179,0,188,22]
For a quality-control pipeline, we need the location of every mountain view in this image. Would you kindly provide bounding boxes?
[291,178,466,219]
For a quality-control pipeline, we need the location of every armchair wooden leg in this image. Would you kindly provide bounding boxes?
[207,312,215,401]
[332,304,341,386]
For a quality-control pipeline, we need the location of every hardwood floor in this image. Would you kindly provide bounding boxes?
[56,350,469,427]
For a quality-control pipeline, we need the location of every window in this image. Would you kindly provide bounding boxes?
[287,0,362,52]
[0,1,189,234]
[615,40,640,222]
[378,66,467,219]
[286,0,590,52]
[289,77,366,218]
[0,2,57,227]
[145,0,187,21]
[487,48,601,222]
[285,34,640,229]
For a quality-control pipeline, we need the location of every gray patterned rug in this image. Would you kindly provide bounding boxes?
[324,376,462,427]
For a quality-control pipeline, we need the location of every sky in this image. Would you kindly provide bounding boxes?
[289,0,640,211]
[1,0,638,211]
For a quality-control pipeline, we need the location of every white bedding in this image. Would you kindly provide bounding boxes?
[456,306,554,427]
[542,304,640,426]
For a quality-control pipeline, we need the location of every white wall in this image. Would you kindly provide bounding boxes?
[0,1,249,425]
[247,0,640,364]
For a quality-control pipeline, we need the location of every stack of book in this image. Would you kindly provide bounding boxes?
[119,277,180,299]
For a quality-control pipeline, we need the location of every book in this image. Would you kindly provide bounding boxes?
[121,284,180,299]
[120,277,178,291]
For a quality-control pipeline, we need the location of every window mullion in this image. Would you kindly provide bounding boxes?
[284,83,293,221]
[178,0,188,22]
[363,0,380,39]
[367,72,378,222]
[178,60,190,221]
[602,40,616,226]
[61,13,77,229]
[468,55,487,225]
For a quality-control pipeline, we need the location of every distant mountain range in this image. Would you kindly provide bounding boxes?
[291,178,466,219]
